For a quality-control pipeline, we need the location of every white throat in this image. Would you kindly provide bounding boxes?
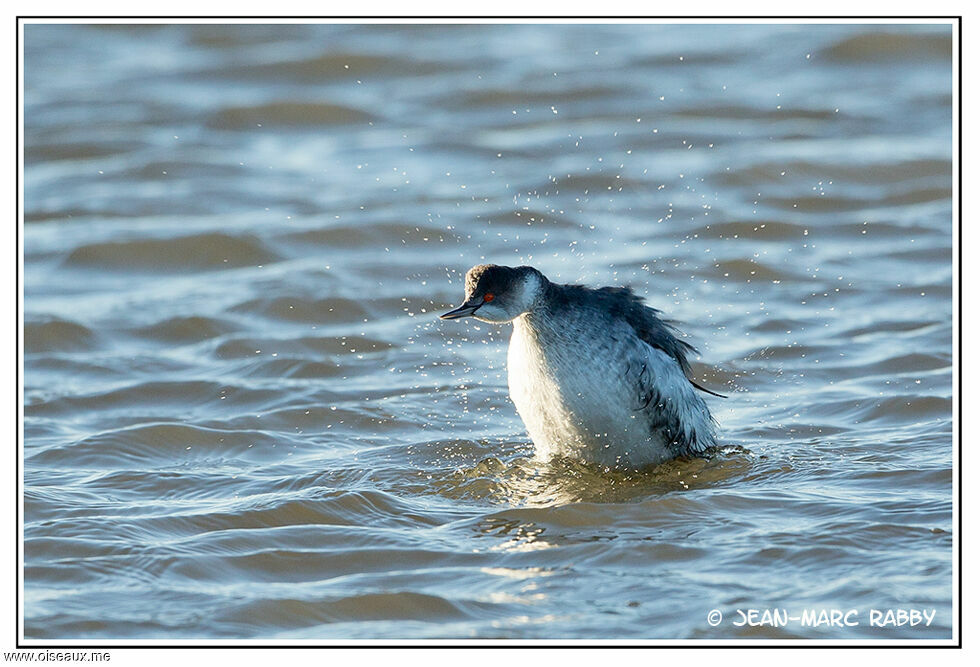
[473,271,543,323]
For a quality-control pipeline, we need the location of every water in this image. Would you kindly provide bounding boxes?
[22,22,954,641]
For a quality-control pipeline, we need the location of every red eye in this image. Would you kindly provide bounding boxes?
[483,293,495,302]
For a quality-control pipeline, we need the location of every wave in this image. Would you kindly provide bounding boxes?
[63,233,280,273]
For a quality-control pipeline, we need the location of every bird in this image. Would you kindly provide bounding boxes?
[440,264,723,468]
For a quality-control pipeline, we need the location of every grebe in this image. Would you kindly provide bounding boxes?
[440,264,723,468]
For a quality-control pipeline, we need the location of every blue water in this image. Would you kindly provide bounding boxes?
[23,22,954,641]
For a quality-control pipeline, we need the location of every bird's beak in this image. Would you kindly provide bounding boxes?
[440,299,482,320]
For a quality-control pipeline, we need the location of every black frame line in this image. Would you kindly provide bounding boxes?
[13,14,963,650]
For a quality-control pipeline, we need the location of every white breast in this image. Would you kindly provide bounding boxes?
[507,314,701,468]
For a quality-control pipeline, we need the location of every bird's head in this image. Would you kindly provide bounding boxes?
[440,264,545,323]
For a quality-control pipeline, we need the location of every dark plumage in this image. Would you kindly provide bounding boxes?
[541,281,726,399]
[545,283,695,371]
[464,264,541,300]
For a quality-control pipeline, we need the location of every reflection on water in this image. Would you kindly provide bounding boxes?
[433,445,756,506]
[23,22,953,640]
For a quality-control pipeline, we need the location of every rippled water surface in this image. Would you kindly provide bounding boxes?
[22,22,955,640]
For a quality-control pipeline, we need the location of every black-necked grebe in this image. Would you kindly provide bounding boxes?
[440,264,723,468]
